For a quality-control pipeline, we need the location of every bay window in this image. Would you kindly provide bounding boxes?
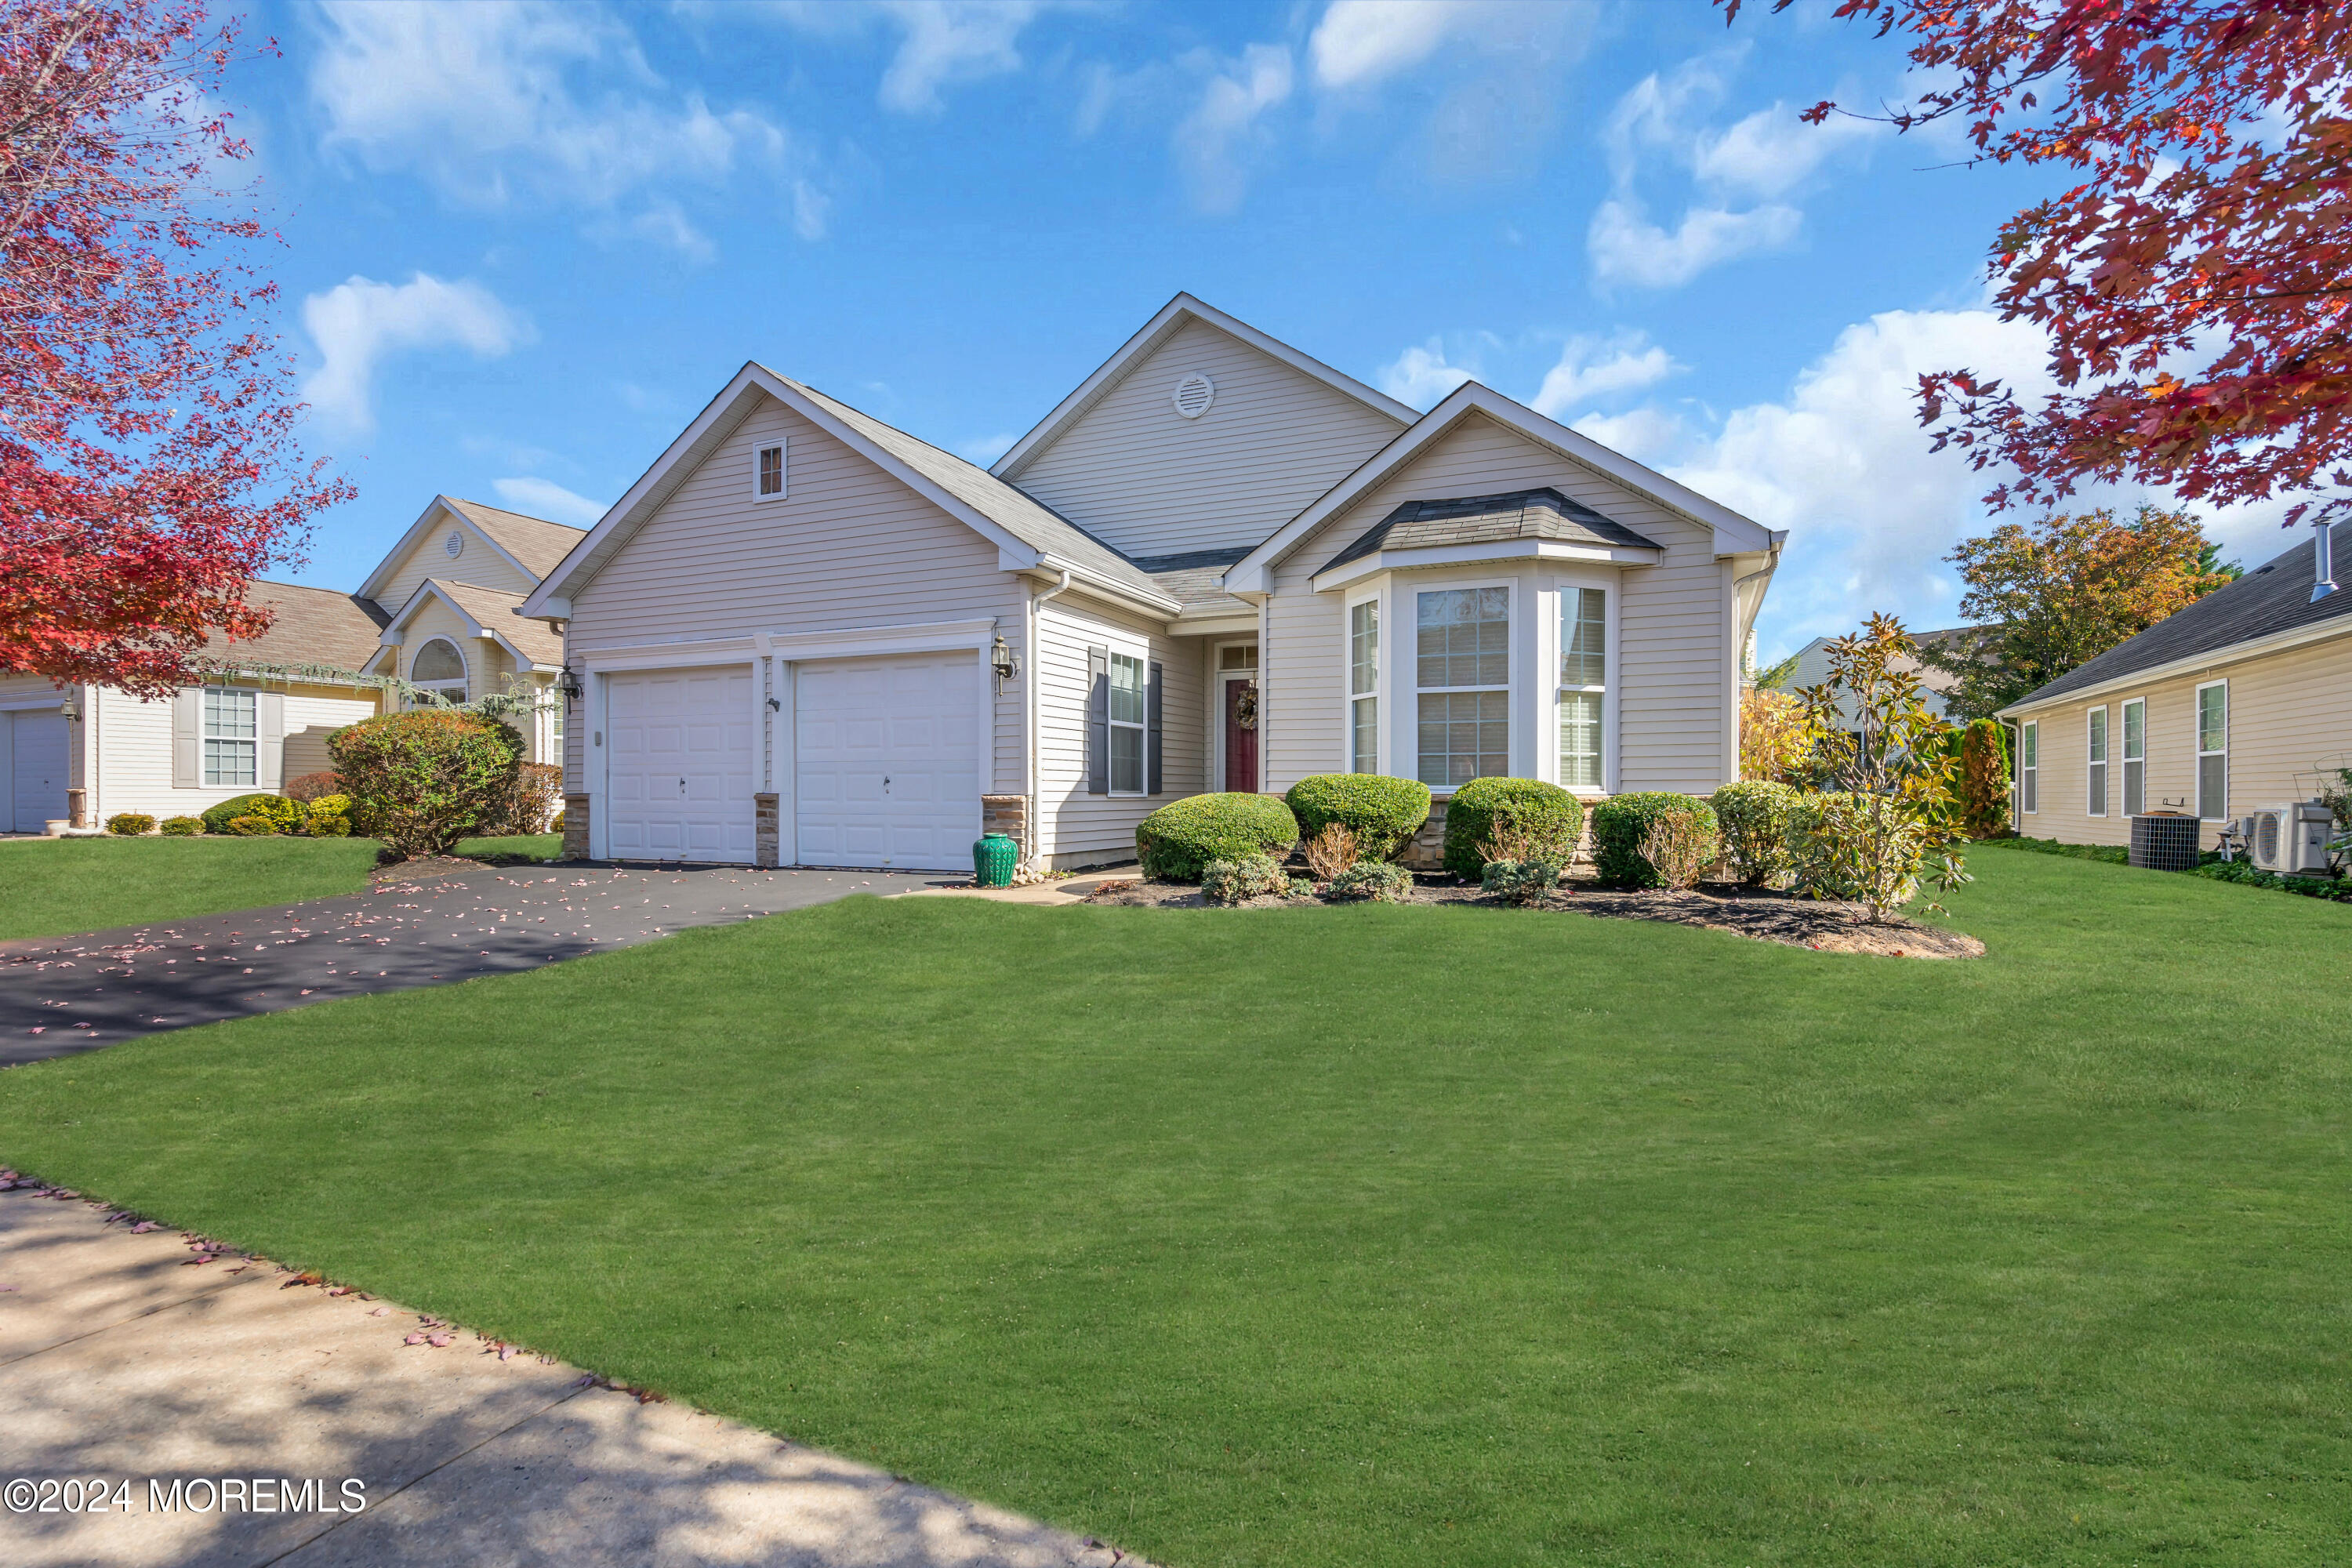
[1416,587,1508,786]
[1557,586,1606,789]
[1349,599,1378,773]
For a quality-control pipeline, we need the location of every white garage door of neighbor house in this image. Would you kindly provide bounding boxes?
[9,711,70,833]
[604,667,757,863]
[795,651,980,871]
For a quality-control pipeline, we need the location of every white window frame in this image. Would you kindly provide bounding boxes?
[2020,720,2038,815]
[2085,705,2108,818]
[1555,583,1608,794]
[1107,648,1148,797]
[1346,590,1380,775]
[408,637,470,705]
[753,441,787,502]
[2195,679,2228,821]
[2121,696,2145,816]
[202,685,258,788]
[1412,581,1512,792]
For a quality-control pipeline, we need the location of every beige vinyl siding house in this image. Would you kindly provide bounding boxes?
[2002,527,2352,851]
[522,294,1784,872]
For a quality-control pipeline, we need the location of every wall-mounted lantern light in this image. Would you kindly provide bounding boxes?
[990,634,1019,684]
[57,695,78,722]
[557,666,583,706]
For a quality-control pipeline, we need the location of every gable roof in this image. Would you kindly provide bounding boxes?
[1226,383,1782,595]
[355,495,583,606]
[989,293,1414,481]
[378,578,567,674]
[524,363,1178,621]
[199,580,390,679]
[2004,532,2350,710]
[1323,488,1664,575]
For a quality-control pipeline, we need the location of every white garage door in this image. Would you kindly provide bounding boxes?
[9,712,69,833]
[795,651,980,870]
[604,667,756,863]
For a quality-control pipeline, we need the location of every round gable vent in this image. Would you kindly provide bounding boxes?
[444,528,464,558]
[1171,372,1215,419]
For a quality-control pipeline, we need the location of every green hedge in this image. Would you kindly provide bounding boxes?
[201,793,299,835]
[1136,793,1299,883]
[1590,792,1719,888]
[1710,780,1804,886]
[158,816,202,836]
[105,813,154,836]
[1441,778,1584,880]
[330,710,524,861]
[1283,774,1431,860]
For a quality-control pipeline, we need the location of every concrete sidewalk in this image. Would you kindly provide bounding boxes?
[0,1185,1139,1568]
[1,862,942,1064]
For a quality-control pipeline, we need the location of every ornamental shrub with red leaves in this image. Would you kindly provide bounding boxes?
[329,710,522,862]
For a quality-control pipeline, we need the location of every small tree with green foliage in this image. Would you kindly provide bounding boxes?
[1793,615,1970,918]
[329,709,523,861]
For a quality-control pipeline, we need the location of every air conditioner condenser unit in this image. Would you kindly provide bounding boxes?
[2248,802,2336,875]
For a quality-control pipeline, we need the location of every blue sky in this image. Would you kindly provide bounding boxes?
[224,0,2281,657]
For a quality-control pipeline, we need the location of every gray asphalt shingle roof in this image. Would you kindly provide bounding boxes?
[201,580,390,675]
[1323,487,1663,574]
[2011,532,2348,707]
[1130,547,1254,617]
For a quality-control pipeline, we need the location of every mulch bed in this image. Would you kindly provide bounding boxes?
[1083,874,1984,959]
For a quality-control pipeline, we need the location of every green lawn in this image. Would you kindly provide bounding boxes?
[449,831,563,863]
[1,851,2345,1566]
[0,836,383,941]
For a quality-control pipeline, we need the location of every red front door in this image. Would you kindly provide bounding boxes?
[1224,679,1258,792]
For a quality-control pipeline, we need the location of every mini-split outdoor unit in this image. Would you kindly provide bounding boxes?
[2245,802,2336,875]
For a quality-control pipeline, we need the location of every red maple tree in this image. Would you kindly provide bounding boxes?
[1,0,348,698]
[1737,0,2352,529]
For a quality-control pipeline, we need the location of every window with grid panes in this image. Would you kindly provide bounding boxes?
[1416,587,1508,786]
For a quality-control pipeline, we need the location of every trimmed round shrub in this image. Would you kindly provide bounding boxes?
[226,814,278,836]
[304,793,355,837]
[284,771,342,803]
[1327,861,1414,904]
[329,709,524,862]
[1711,779,1805,886]
[201,793,300,835]
[1283,774,1432,861]
[1591,792,1720,888]
[105,813,155,836]
[158,815,202,837]
[1440,777,1584,880]
[1202,853,1289,906]
[1135,792,1298,883]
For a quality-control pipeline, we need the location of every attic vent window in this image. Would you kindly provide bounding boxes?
[754,441,787,501]
[444,529,463,557]
[1171,373,1214,419]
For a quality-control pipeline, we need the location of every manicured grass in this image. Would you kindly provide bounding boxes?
[0,835,382,941]
[1,854,2347,1566]
[449,831,563,863]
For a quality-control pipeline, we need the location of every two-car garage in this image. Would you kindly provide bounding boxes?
[594,649,981,871]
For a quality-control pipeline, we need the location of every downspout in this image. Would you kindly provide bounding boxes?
[1729,548,1781,784]
[1025,569,1072,869]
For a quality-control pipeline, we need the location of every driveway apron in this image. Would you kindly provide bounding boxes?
[0,864,940,1064]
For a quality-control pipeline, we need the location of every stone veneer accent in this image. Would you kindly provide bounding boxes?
[561,793,590,861]
[754,793,780,869]
[1398,798,1449,870]
[980,794,1029,859]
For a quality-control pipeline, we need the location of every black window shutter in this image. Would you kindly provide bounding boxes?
[1086,644,1109,795]
[1147,659,1164,795]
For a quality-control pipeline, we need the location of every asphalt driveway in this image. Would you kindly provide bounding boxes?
[0,863,941,1065]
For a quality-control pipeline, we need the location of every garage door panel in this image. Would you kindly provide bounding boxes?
[794,650,979,871]
[603,666,754,864]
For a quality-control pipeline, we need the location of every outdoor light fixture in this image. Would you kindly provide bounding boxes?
[56,695,78,722]
[558,665,583,704]
[990,634,1019,684]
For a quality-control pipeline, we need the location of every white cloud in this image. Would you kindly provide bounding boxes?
[1694,102,1882,200]
[491,476,610,527]
[1587,198,1801,290]
[1570,406,1691,463]
[874,1,1043,114]
[1308,0,1459,90]
[956,431,1018,465]
[1174,44,1294,215]
[310,1,814,252]
[1377,338,1477,408]
[301,274,529,433]
[1530,332,1681,418]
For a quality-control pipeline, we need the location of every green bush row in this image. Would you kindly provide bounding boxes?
[1590,792,1719,889]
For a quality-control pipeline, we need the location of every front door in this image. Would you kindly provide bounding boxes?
[1223,678,1258,793]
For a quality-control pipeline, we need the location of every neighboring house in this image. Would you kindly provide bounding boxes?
[1999,525,2352,848]
[1777,626,1975,722]
[0,496,582,833]
[523,294,1785,870]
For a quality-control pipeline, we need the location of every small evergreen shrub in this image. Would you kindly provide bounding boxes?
[201,793,299,835]
[329,710,524,861]
[105,813,154,836]
[1202,853,1289,905]
[2192,859,2352,901]
[1591,793,1719,888]
[1283,774,1432,860]
[1710,780,1803,885]
[1481,858,1563,906]
[1442,778,1583,880]
[158,815,202,837]
[226,814,279,836]
[1327,862,1414,903]
[1136,793,1298,883]
[304,794,354,837]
